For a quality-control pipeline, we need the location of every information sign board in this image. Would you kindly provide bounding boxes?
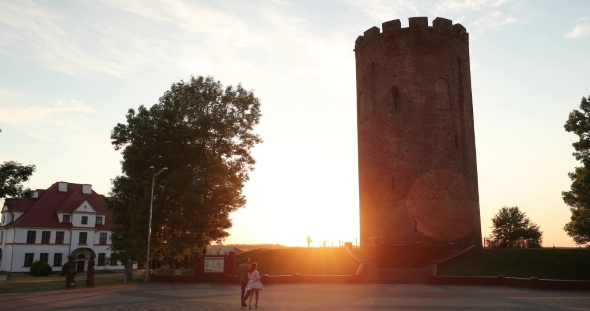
[204,257,224,273]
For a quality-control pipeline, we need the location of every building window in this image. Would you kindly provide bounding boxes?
[55,231,64,244]
[1,231,3,244]
[79,232,87,244]
[81,216,88,225]
[40,253,49,262]
[96,216,103,225]
[54,253,63,266]
[99,233,107,245]
[26,231,36,244]
[41,231,51,244]
[63,215,71,223]
[1,214,4,224]
[98,253,106,266]
[24,253,34,266]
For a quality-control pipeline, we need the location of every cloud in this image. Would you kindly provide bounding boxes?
[566,23,590,39]
[339,0,420,23]
[0,0,280,79]
[0,1,133,77]
[0,97,95,123]
[471,11,519,31]
[340,0,520,35]
[435,0,511,13]
[0,89,97,141]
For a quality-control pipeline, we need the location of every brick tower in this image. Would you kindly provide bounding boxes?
[355,17,482,248]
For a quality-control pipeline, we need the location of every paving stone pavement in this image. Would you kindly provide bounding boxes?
[1,283,590,310]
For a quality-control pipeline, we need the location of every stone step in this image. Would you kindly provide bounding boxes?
[359,279,429,284]
[360,268,430,284]
[351,248,456,284]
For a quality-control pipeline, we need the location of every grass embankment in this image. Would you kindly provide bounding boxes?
[0,271,144,295]
[438,248,590,280]
[234,248,359,276]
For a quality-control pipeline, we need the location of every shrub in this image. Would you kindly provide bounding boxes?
[30,260,53,276]
[99,268,118,274]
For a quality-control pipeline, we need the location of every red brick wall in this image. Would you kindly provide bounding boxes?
[355,17,482,248]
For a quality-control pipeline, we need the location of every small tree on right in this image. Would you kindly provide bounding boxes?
[563,95,590,246]
[488,206,543,248]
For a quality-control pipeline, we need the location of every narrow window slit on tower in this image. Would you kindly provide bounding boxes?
[455,133,458,149]
[413,220,418,234]
[389,87,399,113]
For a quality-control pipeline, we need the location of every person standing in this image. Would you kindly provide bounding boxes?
[246,262,261,309]
[237,257,251,307]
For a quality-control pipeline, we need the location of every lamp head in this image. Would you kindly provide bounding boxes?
[163,167,168,170]
[150,166,154,169]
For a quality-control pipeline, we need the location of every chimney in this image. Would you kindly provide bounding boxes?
[32,191,38,198]
[82,184,92,195]
[58,182,68,192]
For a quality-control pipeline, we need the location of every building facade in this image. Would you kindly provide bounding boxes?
[0,182,127,273]
[355,17,482,248]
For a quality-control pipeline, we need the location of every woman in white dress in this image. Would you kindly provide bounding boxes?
[245,262,261,309]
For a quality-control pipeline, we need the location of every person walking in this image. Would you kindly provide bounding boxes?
[237,257,250,307]
[245,262,261,309]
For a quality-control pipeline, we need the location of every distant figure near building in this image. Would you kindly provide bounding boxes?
[65,255,76,289]
[355,17,482,248]
[86,254,95,287]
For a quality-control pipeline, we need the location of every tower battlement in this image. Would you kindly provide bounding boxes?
[355,17,468,48]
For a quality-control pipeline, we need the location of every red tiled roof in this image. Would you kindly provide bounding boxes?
[4,199,24,212]
[1,182,112,230]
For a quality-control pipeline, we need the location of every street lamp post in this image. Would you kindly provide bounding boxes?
[145,166,167,282]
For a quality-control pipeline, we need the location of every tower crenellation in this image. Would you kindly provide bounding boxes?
[355,17,469,49]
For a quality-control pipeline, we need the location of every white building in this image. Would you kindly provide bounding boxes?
[0,182,128,273]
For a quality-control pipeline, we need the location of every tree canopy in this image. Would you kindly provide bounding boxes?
[108,76,262,263]
[488,206,543,248]
[0,128,36,199]
[563,95,590,246]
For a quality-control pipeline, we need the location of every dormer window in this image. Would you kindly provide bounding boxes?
[96,216,103,225]
[62,215,71,223]
[81,216,88,225]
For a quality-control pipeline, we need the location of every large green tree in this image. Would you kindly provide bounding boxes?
[0,128,36,199]
[108,76,262,263]
[488,206,543,248]
[563,95,590,245]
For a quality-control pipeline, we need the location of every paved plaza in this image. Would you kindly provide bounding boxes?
[1,282,590,310]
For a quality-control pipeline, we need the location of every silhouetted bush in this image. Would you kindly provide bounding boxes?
[30,260,53,276]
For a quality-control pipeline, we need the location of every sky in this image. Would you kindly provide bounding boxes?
[1,0,589,247]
